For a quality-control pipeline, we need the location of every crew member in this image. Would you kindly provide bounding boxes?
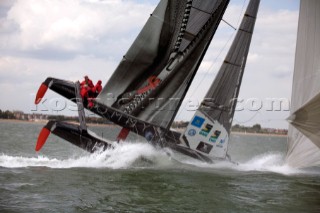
[80,75,94,99]
[92,80,102,97]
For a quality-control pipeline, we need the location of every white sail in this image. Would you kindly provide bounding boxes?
[286,0,320,168]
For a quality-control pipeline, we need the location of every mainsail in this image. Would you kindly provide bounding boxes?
[96,0,230,129]
[181,0,260,159]
[286,0,320,168]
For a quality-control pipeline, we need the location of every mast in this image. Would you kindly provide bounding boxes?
[181,0,260,159]
[96,0,230,129]
[200,0,260,133]
[286,0,320,168]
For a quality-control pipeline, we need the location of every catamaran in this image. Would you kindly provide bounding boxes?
[34,0,260,163]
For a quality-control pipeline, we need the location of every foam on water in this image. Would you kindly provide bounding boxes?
[235,153,296,174]
[174,152,320,176]
[0,143,173,169]
[1,142,319,175]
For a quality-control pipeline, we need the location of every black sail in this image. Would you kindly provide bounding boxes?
[181,0,260,160]
[200,0,260,133]
[96,0,230,129]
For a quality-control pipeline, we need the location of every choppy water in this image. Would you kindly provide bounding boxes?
[0,121,319,213]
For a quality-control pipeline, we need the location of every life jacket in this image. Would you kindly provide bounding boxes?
[80,86,89,99]
[80,78,94,88]
[93,83,102,93]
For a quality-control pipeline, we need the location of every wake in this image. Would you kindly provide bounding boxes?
[1,143,319,176]
[175,152,320,176]
[0,143,174,169]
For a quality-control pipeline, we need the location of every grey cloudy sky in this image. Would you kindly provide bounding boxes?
[0,0,299,128]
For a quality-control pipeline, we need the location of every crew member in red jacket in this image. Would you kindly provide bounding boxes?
[92,80,102,97]
[80,76,94,89]
[80,75,94,99]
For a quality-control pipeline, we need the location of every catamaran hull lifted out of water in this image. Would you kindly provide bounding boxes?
[34,0,260,164]
[35,77,214,163]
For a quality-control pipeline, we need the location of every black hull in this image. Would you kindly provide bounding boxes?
[36,77,213,163]
[43,120,112,153]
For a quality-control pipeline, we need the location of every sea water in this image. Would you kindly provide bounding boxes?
[0,121,319,213]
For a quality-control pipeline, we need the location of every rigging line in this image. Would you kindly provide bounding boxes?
[237,0,248,26]
[184,32,235,101]
[175,0,248,120]
[222,19,237,30]
[234,112,291,125]
[188,0,248,100]
[248,118,288,123]
[233,110,261,124]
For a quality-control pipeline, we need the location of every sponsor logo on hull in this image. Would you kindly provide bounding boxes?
[209,130,221,143]
[199,123,213,137]
[191,116,205,128]
[188,129,197,136]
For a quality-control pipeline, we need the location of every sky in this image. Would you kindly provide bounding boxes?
[0,0,300,128]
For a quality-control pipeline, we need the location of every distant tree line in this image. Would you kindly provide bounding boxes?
[0,109,15,119]
[171,121,264,132]
[0,109,287,135]
[0,109,113,124]
[232,124,262,133]
[171,121,189,128]
[171,120,287,135]
[232,124,288,135]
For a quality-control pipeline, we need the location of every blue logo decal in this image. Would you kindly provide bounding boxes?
[191,116,205,128]
[188,129,197,136]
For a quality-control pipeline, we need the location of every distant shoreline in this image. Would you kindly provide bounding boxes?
[0,119,114,127]
[0,119,288,137]
[230,131,287,138]
[0,118,41,124]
